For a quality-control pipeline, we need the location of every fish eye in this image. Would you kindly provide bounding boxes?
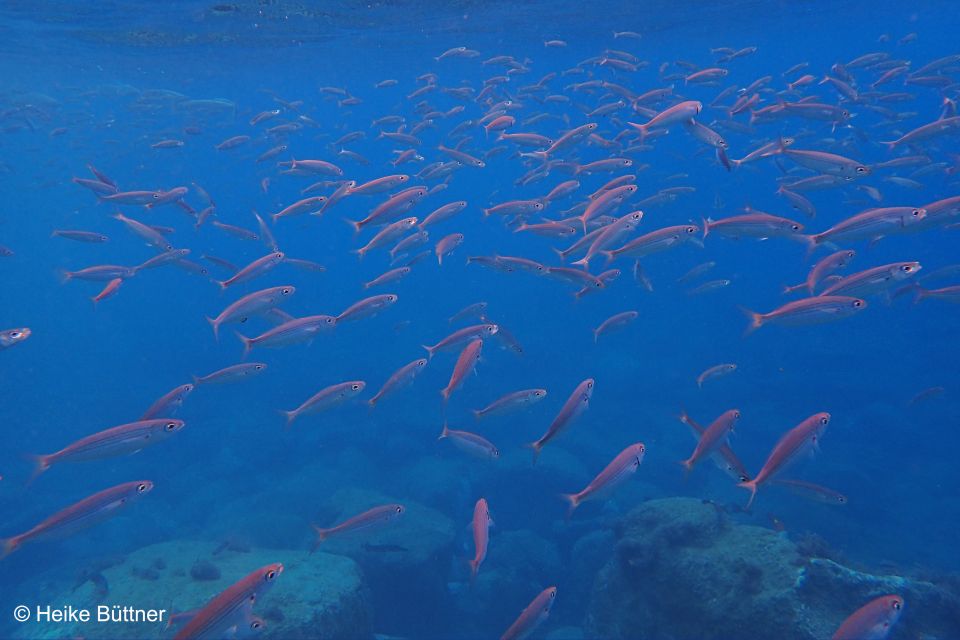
[266,570,277,581]
[820,416,829,425]
[734,411,741,418]
[251,621,262,630]
[352,384,360,390]
[165,422,177,431]
[791,224,801,231]
[10,331,21,338]
[395,506,403,513]
[274,252,283,258]
[493,449,500,457]
[255,364,265,370]
[282,288,292,294]
[892,600,901,610]
[326,317,335,323]
[839,496,847,503]
[856,166,866,173]
[853,300,863,307]
[912,209,921,216]
[137,483,149,492]
[902,265,913,271]
[152,193,160,199]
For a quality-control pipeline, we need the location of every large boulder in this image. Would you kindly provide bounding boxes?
[585,497,960,640]
[12,540,371,640]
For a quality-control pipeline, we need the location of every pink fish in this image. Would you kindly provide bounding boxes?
[739,412,831,507]
[311,504,405,549]
[741,296,866,335]
[436,233,465,265]
[679,410,750,482]
[193,363,267,386]
[206,285,295,341]
[1,481,154,559]
[141,383,194,420]
[423,324,498,358]
[441,339,483,403]
[593,311,639,342]
[469,498,493,581]
[368,358,428,407]
[501,587,558,640]
[832,595,903,640]
[237,315,336,358]
[696,363,737,388]
[473,389,547,420]
[438,422,500,461]
[337,294,398,323]
[29,420,184,480]
[173,564,283,640]
[281,380,365,428]
[562,443,645,516]
[680,409,740,473]
[528,378,594,462]
[628,100,702,139]
[217,252,285,290]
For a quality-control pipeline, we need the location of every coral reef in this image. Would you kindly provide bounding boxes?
[586,498,960,640]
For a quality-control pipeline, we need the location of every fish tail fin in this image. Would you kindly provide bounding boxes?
[279,409,296,430]
[0,537,20,560]
[205,316,220,342]
[421,344,435,359]
[738,479,759,509]
[25,454,50,485]
[351,248,365,260]
[216,280,228,291]
[235,332,253,359]
[560,492,581,519]
[471,409,481,421]
[550,246,567,263]
[438,422,450,440]
[738,306,763,336]
[912,285,929,303]
[468,559,479,584]
[58,270,73,284]
[344,218,362,234]
[310,525,328,553]
[524,440,543,465]
[191,374,201,386]
[700,217,710,239]
[678,459,694,479]
[440,388,450,404]
[600,250,615,267]
[782,283,802,295]
[570,256,589,269]
[880,141,897,152]
[367,397,378,409]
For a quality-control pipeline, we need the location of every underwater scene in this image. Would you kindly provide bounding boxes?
[1,0,960,638]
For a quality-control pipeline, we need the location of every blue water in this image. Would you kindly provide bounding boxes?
[1,1,959,638]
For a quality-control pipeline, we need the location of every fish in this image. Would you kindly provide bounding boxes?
[784,250,856,295]
[435,233,465,265]
[805,207,927,246]
[29,420,185,480]
[206,285,296,341]
[628,101,702,139]
[237,315,336,358]
[0,327,31,350]
[368,358,428,407]
[438,423,499,460]
[773,479,847,505]
[679,410,750,482]
[141,384,194,420]
[561,443,645,517]
[696,363,737,388]
[469,498,493,581]
[593,311,639,342]
[739,412,831,508]
[172,564,282,640]
[528,378,594,462]
[1,481,154,559]
[337,294,399,323]
[818,262,921,298]
[473,389,547,420]
[423,324,498,358]
[440,339,483,403]
[281,380,365,428]
[832,595,904,640]
[741,296,866,334]
[52,230,110,243]
[680,409,740,473]
[703,213,803,239]
[311,504,405,549]
[193,363,267,386]
[501,587,558,640]
[216,252,285,290]
[603,224,699,262]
